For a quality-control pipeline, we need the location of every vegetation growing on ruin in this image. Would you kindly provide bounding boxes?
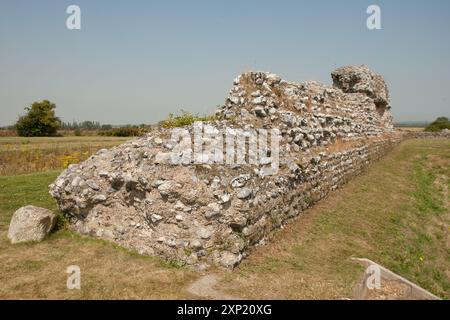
[160,110,216,128]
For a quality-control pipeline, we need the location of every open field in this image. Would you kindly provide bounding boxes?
[0,138,448,299]
[0,136,129,176]
[394,127,425,132]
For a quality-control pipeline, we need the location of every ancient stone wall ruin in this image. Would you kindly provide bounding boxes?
[50,65,402,269]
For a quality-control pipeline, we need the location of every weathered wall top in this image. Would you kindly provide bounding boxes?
[331,65,390,109]
[215,64,393,134]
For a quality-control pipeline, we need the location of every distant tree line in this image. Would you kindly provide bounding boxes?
[11,100,450,137]
[394,121,430,128]
[98,126,150,137]
[12,100,154,137]
[60,121,111,130]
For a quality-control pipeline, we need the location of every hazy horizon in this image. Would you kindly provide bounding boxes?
[1,0,449,126]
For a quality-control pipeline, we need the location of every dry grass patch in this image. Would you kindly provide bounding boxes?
[0,232,197,299]
[0,136,128,176]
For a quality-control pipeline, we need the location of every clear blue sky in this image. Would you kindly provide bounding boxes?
[1,0,449,126]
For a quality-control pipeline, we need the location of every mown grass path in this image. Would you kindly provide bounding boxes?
[218,139,449,299]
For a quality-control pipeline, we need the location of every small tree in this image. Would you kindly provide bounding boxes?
[425,117,450,132]
[15,100,60,136]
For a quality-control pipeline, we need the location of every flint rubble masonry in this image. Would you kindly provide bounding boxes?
[50,65,402,269]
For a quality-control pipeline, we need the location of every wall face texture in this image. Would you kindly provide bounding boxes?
[50,65,402,269]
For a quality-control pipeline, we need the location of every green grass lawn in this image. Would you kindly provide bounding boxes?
[0,171,59,227]
[0,138,448,299]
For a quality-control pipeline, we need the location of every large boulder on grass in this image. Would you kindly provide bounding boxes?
[8,206,56,244]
